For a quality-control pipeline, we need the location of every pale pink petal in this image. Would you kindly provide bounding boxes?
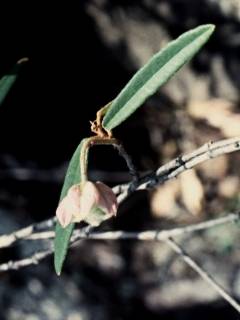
[95,181,118,216]
[56,181,118,227]
[56,185,83,227]
[79,181,99,218]
[56,197,74,228]
[67,184,82,204]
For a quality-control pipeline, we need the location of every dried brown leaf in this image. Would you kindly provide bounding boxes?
[188,98,240,137]
[218,176,239,198]
[151,180,180,218]
[199,155,228,179]
[180,170,204,215]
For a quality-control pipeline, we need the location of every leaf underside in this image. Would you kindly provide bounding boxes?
[54,139,87,275]
[102,24,215,131]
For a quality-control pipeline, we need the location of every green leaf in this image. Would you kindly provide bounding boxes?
[54,139,87,275]
[0,58,28,107]
[54,222,75,275]
[102,24,215,130]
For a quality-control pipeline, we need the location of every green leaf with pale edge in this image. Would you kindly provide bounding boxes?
[54,139,87,275]
[102,24,215,130]
[0,59,28,106]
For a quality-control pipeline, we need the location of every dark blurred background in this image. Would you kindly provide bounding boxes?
[1,0,240,319]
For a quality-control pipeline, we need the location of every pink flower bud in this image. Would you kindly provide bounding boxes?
[56,181,118,228]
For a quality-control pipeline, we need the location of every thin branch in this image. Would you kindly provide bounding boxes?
[0,212,239,271]
[2,216,240,314]
[0,137,240,249]
[113,143,139,187]
[25,212,240,242]
[0,140,137,248]
[0,137,240,314]
[0,218,56,248]
[165,237,240,313]
[0,249,52,271]
[114,137,240,201]
[1,213,240,314]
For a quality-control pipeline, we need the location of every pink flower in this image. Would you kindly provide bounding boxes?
[56,181,118,228]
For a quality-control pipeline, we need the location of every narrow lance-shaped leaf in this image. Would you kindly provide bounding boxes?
[0,58,28,107]
[102,24,215,131]
[54,139,87,275]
